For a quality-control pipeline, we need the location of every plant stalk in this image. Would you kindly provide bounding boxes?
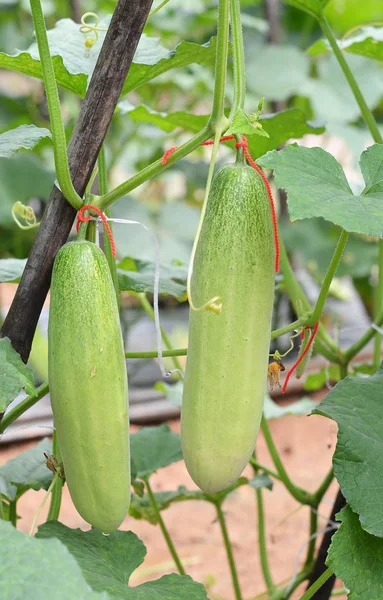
[229,0,246,119]
[216,503,244,600]
[47,430,63,521]
[0,382,49,435]
[29,0,82,209]
[298,568,333,600]
[146,479,186,575]
[256,487,275,592]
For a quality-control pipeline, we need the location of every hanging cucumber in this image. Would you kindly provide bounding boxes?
[181,164,275,492]
[48,240,130,532]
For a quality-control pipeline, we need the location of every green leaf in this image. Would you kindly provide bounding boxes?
[302,55,383,125]
[313,364,383,537]
[282,219,378,279]
[154,380,183,406]
[122,37,218,95]
[119,104,323,159]
[258,143,383,236]
[308,27,383,61]
[130,486,206,524]
[130,424,183,480]
[250,109,325,159]
[280,0,329,17]
[247,45,310,102]
[0,18,217,98]
[0,124,51,158]
[0,521,108,599]
[0,258,27,283]
[36,522,208,599]
[327,506,383,599]
[0,438,53,501]
[0,337,35,413]
[263,394,317,419]
[303,365,341,392]
[117,258,187,299]
[248,472,274,490]
[225,108,270,138]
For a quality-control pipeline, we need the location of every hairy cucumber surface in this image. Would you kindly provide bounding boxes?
[181,164,275,492]
[48,241,130,532]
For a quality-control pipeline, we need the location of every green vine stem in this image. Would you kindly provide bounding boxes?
[261,418,315,506]
[345,309,383,362]
[0,499,4,520]
[256,486,275,592]
[99,0,231,211]
[29,0,82,210]
[99,126,212,210]
[125,348,187,359]
[216,502,244,600]
[304,508,318,569]
[313,468,334,505]
[229,0,246,119]
[0,382,49,435]
[319,19,383,145]
[47,430,63,521]
[139,294,184,373]
[373,241,383,369]
[9,501,17,527]
[298,568,333,600]
[210,0,230,128]
[309,231,349,326]
[279,238,341,363]
[249,457,282,482]
[145,479,186,575]
[98,146,120,304]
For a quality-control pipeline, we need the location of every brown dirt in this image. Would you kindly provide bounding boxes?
[0,392,345,600]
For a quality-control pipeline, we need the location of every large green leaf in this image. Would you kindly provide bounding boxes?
[259,143,383,236]
[314,364,383,537]
[308,27,383,62]
[327,506,383,599]
[263,394,317,419]
[0,18,217,98]
[280,0,329,17]
[130,424,183,481]
[0,124,51,158]
[0,438,53,501]
[37,522,208,599]
[119,104,324,159]
[0,337,35,414]
[282,219,378,279]
[0,258,27,283]
[302,55,383,125]
[0,521,108,599]
[117,257,187,299]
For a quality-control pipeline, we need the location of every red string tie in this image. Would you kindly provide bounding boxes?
[281,322,319,394]
[161,134,280,272]
[76,204,116,257]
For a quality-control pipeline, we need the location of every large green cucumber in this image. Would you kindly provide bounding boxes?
[181,164,275,492]
[48,240,130,532]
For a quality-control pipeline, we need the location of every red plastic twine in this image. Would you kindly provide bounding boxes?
[281,322,319,394]
[161,134,280,273]
[76,204,116,257]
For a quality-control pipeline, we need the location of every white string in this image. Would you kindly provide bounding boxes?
[0,424,55,442]
[285,515,339,597]
[93,215,169,379]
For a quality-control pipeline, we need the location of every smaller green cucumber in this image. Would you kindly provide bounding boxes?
[48,241,130,532]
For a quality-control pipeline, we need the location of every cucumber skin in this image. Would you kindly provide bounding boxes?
[48,241,130,532]
[181,165,275,493]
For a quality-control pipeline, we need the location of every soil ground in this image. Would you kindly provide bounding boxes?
[0,391,346,600]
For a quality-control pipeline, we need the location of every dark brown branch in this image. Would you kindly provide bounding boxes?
[0,0,154,364]
[307,488,345,599]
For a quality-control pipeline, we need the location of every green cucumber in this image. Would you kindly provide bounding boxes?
[181,164,275,492]
[48,240,130,532]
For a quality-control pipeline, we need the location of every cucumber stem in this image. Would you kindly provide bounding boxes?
[145,479,186,575]
[297,568,333,600]
[216,503,244,600]
[47,430,63,521]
